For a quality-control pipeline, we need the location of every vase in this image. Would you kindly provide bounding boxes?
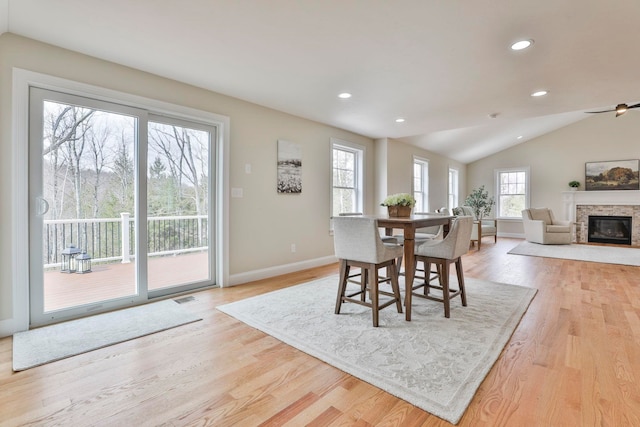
[388,205,412,217]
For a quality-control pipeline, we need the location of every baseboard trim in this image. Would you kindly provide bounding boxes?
[499,232,525,239]
[227,255,337,287]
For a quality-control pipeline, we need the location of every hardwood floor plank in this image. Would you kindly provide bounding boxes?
[3,239,640,425]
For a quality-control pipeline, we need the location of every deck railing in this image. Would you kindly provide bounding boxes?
[43,214,208,268]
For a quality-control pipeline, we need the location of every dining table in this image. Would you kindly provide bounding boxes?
[371,213,454,321]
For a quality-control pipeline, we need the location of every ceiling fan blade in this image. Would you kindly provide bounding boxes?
[627,103,640,109]
[586,109,613,114]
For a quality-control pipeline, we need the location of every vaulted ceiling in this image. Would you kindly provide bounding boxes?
[2,0,639,163]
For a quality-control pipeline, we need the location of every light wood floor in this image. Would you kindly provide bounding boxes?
[2,238,640,426]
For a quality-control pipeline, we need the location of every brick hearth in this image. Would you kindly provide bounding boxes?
[562,190,640,247]
[575,205,640,246]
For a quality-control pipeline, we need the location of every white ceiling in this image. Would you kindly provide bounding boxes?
[2,0,640,163]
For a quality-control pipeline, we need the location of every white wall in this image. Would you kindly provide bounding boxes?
[467,113,640,235]
[0,33,377,329]
[378,138,466,214]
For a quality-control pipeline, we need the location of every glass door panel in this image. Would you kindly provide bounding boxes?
[30,88,144,325]
[147,120,212,293]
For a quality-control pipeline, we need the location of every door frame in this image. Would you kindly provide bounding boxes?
[11,68,230,331]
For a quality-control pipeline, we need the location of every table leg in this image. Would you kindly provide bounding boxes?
[403,225,416,321]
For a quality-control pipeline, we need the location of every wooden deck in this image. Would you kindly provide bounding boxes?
[44,251,210,311]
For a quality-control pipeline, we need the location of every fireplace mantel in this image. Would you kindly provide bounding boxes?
[562,190,640,222]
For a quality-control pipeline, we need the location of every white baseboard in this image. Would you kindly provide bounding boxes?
[498,233,525,239]
[227,255,337,287]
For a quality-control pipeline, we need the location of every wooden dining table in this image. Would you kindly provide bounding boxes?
[370,213,454,321]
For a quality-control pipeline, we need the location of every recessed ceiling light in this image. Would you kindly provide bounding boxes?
[338,92,352,99]
[517,135,523,140]
[511,39,534,51]
[531,90,548,97]
[395,118,405,123]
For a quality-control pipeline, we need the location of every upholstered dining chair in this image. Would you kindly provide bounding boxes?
[412,209,448,284]
[333,216,404,327]
[338,212,399,286]
[412,215,473,318]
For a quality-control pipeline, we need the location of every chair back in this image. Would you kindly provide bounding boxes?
[416,216,473,260]
[458,206,477,220]
[333,216,401,264]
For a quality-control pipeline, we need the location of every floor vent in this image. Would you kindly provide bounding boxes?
[174,296,196,304]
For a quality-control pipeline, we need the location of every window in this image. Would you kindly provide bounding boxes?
[331,139,364,216]
[413,157,429,212]
[448,168,459,210]
[495,167,530,218]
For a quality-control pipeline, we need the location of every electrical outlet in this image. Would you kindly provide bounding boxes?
[291,243,296,253]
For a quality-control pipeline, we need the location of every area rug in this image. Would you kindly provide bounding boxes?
[13,299,201,371]
[508,241,640,266]
[217,275,536,424]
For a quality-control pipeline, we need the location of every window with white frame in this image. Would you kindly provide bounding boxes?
[448,168,459,210]
[331,139,364,216]
[495,167,530,218]
[413,157,429,212]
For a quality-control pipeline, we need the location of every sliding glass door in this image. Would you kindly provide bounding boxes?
[29,88,215,326]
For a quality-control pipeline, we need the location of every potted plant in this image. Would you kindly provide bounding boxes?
[381,193,416,217]
[568,180,580,191]
[463,185,495,220]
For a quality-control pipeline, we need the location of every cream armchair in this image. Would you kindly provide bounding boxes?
[457,206,497,250]
[521,208,571,245]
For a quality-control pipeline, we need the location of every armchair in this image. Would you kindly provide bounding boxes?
[521,208,571,245]
[457,206,497,250]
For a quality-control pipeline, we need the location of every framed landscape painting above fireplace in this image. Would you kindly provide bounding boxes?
[585,159,640,191]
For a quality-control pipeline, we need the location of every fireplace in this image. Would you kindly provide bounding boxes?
[588,215,632,245]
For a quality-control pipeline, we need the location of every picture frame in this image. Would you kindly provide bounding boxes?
[277,140,302,193]
[585,159,640,191]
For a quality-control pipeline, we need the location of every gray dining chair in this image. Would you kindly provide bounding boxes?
[333,216,404,326]
[337,212,399,286]
[412,215,473,318]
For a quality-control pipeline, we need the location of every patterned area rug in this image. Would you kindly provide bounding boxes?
[13,299,201,371]
[217,275,536,424]
[508,241,640,266]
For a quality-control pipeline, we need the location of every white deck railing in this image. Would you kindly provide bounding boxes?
[43,214,208,268]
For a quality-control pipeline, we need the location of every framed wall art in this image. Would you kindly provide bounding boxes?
[585,159,640,191]
[277,140,302,193]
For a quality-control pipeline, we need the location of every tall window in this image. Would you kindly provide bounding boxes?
[448,168,459,210]
[331,139,364,216]
[496,167,530,218]
[413,157,429,212]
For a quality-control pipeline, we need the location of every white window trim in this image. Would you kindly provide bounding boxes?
[330,138,365,221]
[494,166,530,219]
[412,156,429,212]
[448,167,459,211]
[9,68,230,334]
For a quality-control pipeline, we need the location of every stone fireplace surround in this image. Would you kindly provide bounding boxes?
[563,190,640,246]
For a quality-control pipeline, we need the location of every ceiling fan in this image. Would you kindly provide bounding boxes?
[587,103,640,117]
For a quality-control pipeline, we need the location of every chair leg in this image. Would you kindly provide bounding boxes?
[360,268,368,302]
[335,260,349,314]
[424,260,433,295]
[370,266,379,327]
[455,257,467,307]
[442,261,451,318]
[389,261,403,313]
